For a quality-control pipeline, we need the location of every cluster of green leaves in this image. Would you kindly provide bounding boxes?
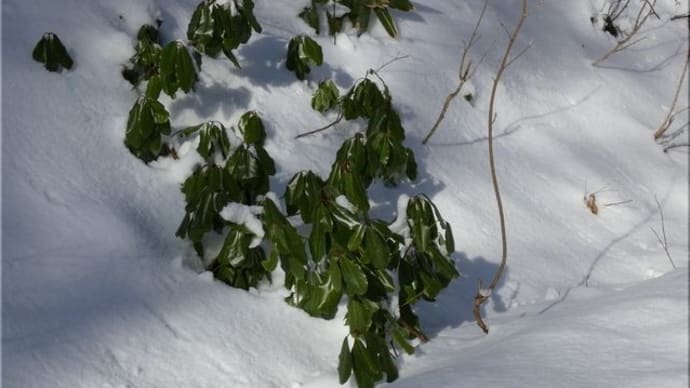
[286,35,323,80]
[313,75,417,188]
[122,23,162,86]
[112,3,460,387]
[124,97,171,163]
[268,72,455,387]
[122,37,199,163]
[275,165,457,387]
[299,0,414,39]
[156,40,199,98]
[32,32,73,72]
[122,20,200,100]
[122,24,199,98]
[187,0,261,68]
[175,112,276,289]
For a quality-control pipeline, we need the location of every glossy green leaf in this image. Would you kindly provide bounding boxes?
[178,121,231,162]
[347,224,367,251]
[389,0,414,11]
[392,327,415,354]
[352,339,381,388]
[125,97,171,163]
[374,8,398,38]
[346,297,378,334]
[284,170,324,222]
[309,204,332,262]
[340,257,368,296]
[299,6,321,34]
[364,229,390,269]
[311,80,340,112]
[286,35,323,80]
[237,111,266,145]
[338,337,353,384]
[159,41,197,97]
[301,36,323,64]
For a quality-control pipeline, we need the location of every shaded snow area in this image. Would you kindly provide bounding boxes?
[2,0,689,387]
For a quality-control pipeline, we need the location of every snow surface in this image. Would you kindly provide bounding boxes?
[3,0,689,387]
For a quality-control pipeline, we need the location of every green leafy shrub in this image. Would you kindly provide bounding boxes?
[279,170,457,387]
[122,23,163,86]
[124,97,172,163]
[286,35,323,80]
[299,0,414,39]
[32,32,73,72]
[187,0,262,68]
[178,121,232,162]
[158,40,198,98]
[113,3,457,386]
[176,112,276,289]
[312,73,418,188]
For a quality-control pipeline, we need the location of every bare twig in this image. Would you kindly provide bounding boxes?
[603,199,633,207]
[374,54,409,73]
[654,49,689,140]
[295,110,344,139]
[473,0,529,334]
[422,0,488,144]
[670,12,689,21]
[650,196,676,269]
[593,0,658,66]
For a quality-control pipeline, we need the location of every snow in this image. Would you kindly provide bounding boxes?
[219,202,264,248]
[3,0,688,387]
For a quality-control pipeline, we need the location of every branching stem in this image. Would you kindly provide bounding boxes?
[423,0,488,144]
[654,49,689,140]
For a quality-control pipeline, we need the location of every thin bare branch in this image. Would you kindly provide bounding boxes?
[654,49,690,139]
[473,0,529,334]
[422,0,488,144]
[603,199,633,207]
[295,111,343,139]
[374,54,410,73]
[593,0,659,66]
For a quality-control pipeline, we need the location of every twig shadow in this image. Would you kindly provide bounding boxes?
[236,35,354,90]
[414,253,507,338]
[593,40,686,73]
[167,84,252,123]
[427,85,602,147]
[538,184,678,315]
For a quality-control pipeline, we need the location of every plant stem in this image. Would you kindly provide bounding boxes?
[473,0,528,334]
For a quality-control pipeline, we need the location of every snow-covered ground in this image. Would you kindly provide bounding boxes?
[3,0,688,387]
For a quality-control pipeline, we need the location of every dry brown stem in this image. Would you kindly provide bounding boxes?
[422,0,488,144]
[473,0,529,334]
[593,0,658,66]
[654,49,689,140]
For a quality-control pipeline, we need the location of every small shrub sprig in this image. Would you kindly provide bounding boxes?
[299,70,418,188]
[122,23,163,86]
[32,32,74,72]
[276,162,456,387]
[286,35,324,80]
[187,0,262,68]
[299,0,414,39]
[175,112,276,290]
